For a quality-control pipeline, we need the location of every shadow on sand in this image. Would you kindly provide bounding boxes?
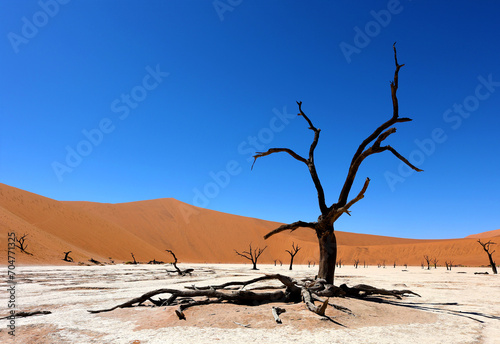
[359,296,500,323]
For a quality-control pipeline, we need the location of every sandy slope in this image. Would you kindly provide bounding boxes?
[466,228,500,239]
[0,183,497,267]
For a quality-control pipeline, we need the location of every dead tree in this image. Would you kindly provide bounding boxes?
[431,257,438,269]
[89,258,101,265]
[354,259,360,269]
[234,243,267,270]
[165,250,193,276]
[131,253,137,264]
[423,255,431,270]
[252,44,421,284]
[15,233,32,255]
[89,44,423,321]
[286,242,301,270]
[477,240,497,274]
[62,251,73,262]
[445,261,453,271]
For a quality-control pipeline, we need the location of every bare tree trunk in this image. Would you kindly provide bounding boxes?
[488,254,497,274]
[286,242,301,271]
[316,227,337,284]
[477,240,497,274]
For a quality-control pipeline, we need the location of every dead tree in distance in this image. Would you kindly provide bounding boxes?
[477,240,497,274]
[130,252,137,264]
[15,233,32,255]
[62,251,73,262]
[354,259,360,269]
[252,44,422,284]
[431,257,438,269]
[423,255,431,270]
[234,243,267,270]
[165,250,193,276]
[286,242,301,270]
[445,260,453,271]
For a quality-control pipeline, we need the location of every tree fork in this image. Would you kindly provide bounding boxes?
[255,44,422,285]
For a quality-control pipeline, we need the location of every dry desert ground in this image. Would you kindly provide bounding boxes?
[0,263,499,344]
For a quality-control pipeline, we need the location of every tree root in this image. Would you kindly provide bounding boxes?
[340,284,421,299]
[88,274,420,320]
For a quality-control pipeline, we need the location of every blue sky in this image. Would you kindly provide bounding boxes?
[1,0,499,239]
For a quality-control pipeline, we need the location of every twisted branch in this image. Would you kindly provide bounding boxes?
[264,221,317,240]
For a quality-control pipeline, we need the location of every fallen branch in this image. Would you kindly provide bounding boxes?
[88,274,420,320]
[234,321,251,328]
[340,284,421,299]
[271,306,286,324]
[0,310,51,319]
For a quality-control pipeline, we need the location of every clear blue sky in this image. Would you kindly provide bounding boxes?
[1,1,499,239]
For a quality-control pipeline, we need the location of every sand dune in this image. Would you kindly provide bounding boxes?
[465,228,500,239]
[0,183,497,267]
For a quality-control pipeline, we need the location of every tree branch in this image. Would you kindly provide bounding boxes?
[252,101,328,214]
[252,148,307,169]
[285,242,301,257]
[384,146,423,172]
[263,221,317,240]
[297,101,328,214]
[336,43,420,208]
[391,42,405,119]
[234,250,253,261]
[329,177,370,223]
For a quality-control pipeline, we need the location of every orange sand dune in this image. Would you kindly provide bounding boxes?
[465,228,500,239]
[0,183,497,267]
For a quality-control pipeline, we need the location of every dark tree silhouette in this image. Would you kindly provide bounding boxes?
[89,258,101,265]
[354,259,360,269]
[286,242,301,270]
[477,240,497,274]
[423,255,431,270]
[89,45,422,320]
[445,261,453,271]
[62,251,73,262]
[234,243,267,270]
[15,233,32,255]
[131,253,137,264]
[252,44,421,284]
[166,249,193,275]
[431,257,438,269]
